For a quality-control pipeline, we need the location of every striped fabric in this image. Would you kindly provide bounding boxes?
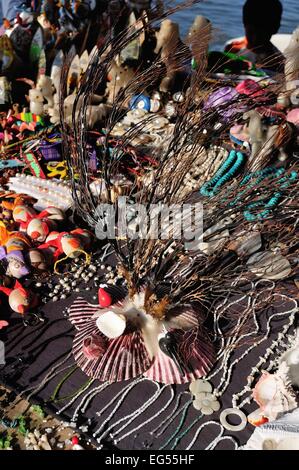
[69,297,214,384]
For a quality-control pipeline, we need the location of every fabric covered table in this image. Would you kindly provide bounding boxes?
[1,268,297,451]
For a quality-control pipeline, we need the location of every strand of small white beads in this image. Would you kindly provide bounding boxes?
[155,400,192,437]
[101,384,162,445]
[186,421,224,450]
[81,383,110,414]
[232,306,296,409]
[186,294,297,437]
[150,391,190,437]
[71,383,109,422]
[109,385,163,440]
[208,293,297,399]
[24,354,74,400]
[97,383,161,445]
[5,361,71,419]
[219,304,296,402]
[26,363,76,402]
[208,435,238,450]
[113,386,175,444]
[211,278,273,356]
[56,379,95,416]
[206,296,256,389]
[93,378,146,438]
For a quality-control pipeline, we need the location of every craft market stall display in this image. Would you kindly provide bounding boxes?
[0,0,299,451]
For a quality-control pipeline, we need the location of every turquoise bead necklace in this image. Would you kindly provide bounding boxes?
[200,150,246,197]
[200,150,297,221]
[242,169,297,221]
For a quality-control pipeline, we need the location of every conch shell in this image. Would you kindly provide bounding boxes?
[248,363,297,425]
[279,329,299,388]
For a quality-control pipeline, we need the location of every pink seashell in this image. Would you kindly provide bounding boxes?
[287,108,299,128]
[83,335,106,360]
[252,364,298,421]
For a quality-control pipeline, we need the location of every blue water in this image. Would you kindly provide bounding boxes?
[171,0,299,48]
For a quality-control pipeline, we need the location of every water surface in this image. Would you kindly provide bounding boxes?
[171,0,299,48]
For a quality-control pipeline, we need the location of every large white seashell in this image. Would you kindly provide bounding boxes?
[247,251,292,280]
[96,311,126,339]
[242,409,299,449]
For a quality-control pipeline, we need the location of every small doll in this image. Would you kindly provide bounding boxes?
[13,205,65,242]
[0,231,31,279]
[13,204,37,227]
[0,280,38,314]
[39,228,93,271]
[0,230,47,278]
[26,207,64,242]
[28,89,45,116]
[36,75,54,111]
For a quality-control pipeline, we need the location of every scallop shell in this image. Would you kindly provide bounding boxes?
[69,298,152,382]
[247,251,292,280]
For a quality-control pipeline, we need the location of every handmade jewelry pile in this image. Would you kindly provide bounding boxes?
[0,0,298,451]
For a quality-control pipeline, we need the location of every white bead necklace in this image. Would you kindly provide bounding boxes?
[56,379,95,415]
[71,382,109,422]
[113,386,174,444]
[93,377,147,438]
[103,384,163,445]
[150,391,190,437]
